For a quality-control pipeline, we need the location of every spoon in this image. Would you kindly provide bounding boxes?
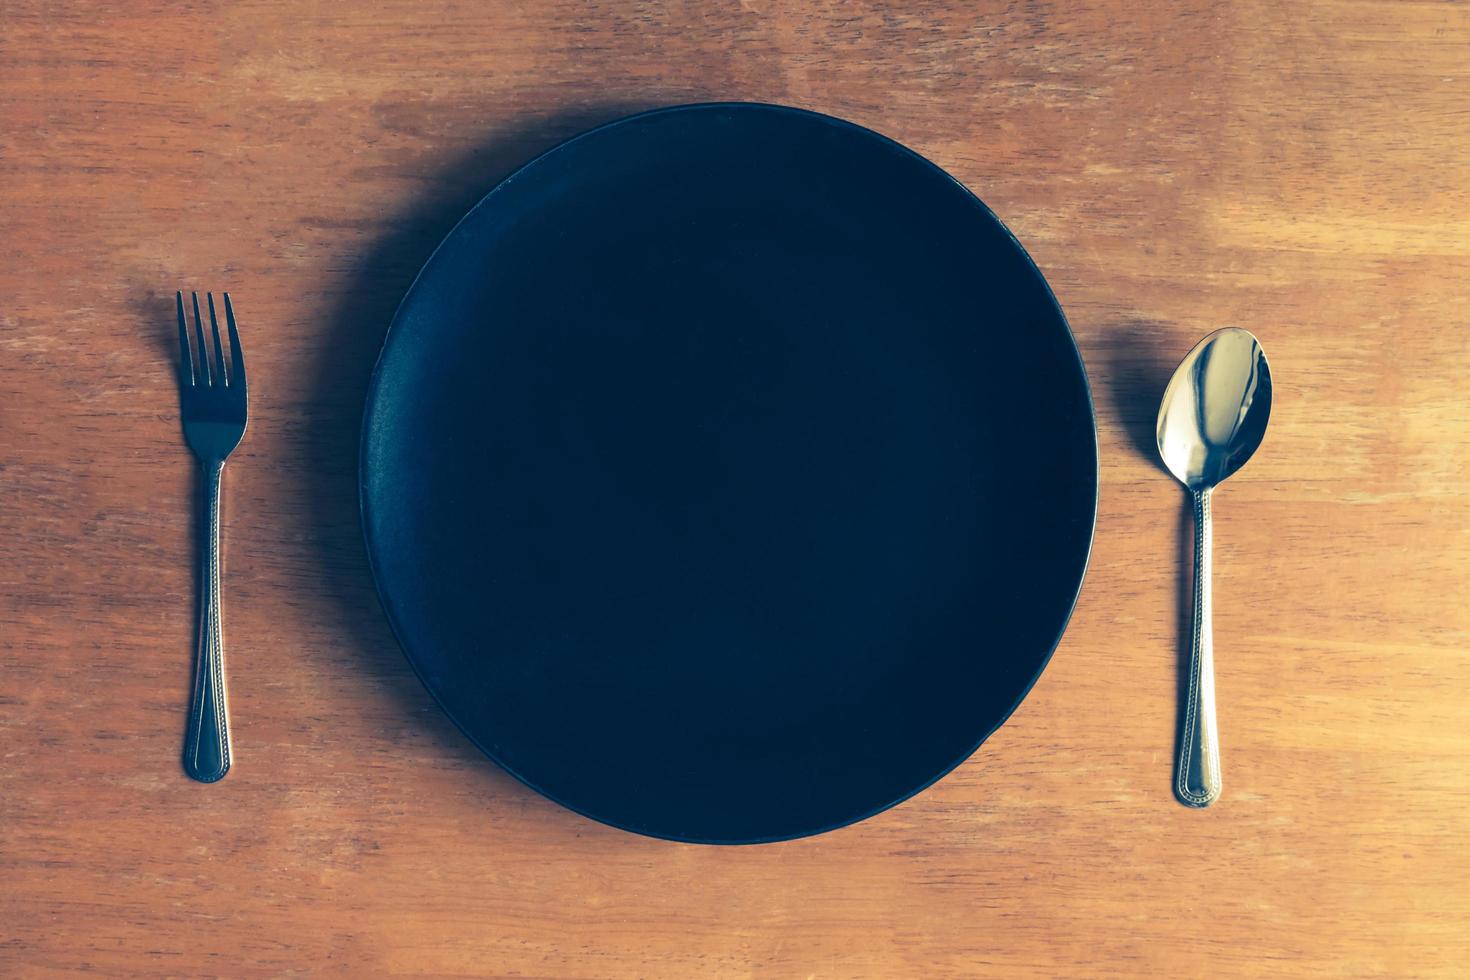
[1156,327,1272,807]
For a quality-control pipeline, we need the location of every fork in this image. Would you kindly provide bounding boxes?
[176,291,248,782]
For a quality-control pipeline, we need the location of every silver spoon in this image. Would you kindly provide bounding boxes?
[1156,328,1272,807]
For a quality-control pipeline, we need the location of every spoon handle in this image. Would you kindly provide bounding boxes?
[1177,487,1222,807]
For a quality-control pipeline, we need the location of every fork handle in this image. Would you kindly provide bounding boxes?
[184,459,231,782]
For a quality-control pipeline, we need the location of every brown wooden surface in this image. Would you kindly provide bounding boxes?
[3,1,1468,976]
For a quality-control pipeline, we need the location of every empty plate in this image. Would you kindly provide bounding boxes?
[360,103,1097,843]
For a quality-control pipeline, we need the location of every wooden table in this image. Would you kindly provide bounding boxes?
[3,1,1467,975]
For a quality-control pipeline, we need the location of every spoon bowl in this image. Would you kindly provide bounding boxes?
[1157,328,1272,491]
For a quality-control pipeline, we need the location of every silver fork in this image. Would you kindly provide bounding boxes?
[176,291,248,782]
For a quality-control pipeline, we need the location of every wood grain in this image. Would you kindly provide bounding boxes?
[2,0,1468,975]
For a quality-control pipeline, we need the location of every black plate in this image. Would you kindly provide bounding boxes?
[361,104,1097,843]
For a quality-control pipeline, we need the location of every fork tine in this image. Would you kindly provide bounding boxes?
[224,293,245,391]
[207,293,228,386]
[191,292,212,386]
[176,291,195,387]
